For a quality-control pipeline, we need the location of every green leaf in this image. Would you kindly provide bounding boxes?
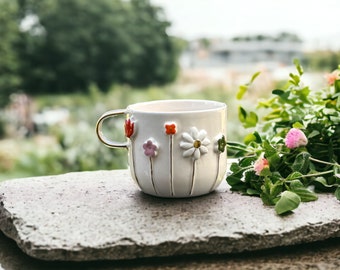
[253,131,262,143]
[239,156,258,167]
[263,109,281,121]
[289,73,300,85]
[336,92,340,107]
[289,179,304,189]
[335,187,340,200]
[237,85,248,100]
[246,188,260,196]
[259,167,272,177]
[250,71,261,83]
[230,162,242,173]
[334,79,340,94]
[244,131,262,145]
[227,174,244,186]
[307,130,320,138]
[227,141,249,157]
[292,122,304,129]
[272,89,290,102]
[226,164,249,191]
[294,188,318,202]
[272,89,285,96]
[244,133,256,144]
[291,152,311,174]
[271,180,284,198]
[263,141,281,168]
[293,58,304,76]
[236,72,261,99]
[289,180,318,202]
[245,112,258,128]
[313,176,337,189]
[260,177,283,205]
[263,140,276,157]
[260,192,273,206]
[275,191,301,215]
[238,106,247,122]
[238,107,258,128]
[286,172,303,180]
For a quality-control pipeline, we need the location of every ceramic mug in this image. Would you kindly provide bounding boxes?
[96,99,227,198]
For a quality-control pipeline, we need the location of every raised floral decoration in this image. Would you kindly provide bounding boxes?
[216,135,227,153]
[180,127,211,195]
[143,138,159,194]
[165,122,177,196]
[180,127,210,160]
[165,122,177,135]
[143,139,158,157]
[124,118,134,138]
[227,60,340,215]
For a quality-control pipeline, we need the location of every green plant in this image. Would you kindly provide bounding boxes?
[227,60,340,215]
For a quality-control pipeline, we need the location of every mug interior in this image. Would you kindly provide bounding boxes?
[128,99,226,113]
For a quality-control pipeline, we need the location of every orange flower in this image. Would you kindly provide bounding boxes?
[165,123,176,135]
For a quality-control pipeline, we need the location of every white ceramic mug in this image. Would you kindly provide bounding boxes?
[96,99,227,198]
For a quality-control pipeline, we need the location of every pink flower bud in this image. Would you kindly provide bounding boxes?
[254,157,269,176]
[285,128,308,149]
[325,70,340,85]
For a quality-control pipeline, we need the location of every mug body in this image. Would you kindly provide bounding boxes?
[125,100,227,198]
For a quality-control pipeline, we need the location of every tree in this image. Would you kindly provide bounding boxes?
[16,0,179,94]
[0,0,21,106]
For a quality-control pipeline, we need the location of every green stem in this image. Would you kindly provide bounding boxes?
[309,157,340,167]
[227,143,257,158]
[303,170,334,178]
[285,170,334,181]
[228,145,251,152]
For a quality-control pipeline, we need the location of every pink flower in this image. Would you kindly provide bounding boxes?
[254,157,269,176]
[143,139,158,157]
[285,128,308,149]
[325,70,340,85]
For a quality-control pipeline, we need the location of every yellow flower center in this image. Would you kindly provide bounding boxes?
[193,140,201,148]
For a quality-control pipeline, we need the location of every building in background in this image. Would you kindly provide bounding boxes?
[181,33,303,70]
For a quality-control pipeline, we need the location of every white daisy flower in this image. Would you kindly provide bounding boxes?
[180,127,210,160]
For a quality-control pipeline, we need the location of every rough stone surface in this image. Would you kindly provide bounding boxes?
[0,170,339,262]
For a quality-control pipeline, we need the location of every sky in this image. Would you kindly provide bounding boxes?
[151,0,340,50]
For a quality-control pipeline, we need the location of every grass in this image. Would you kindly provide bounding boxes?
[0,81,250,181]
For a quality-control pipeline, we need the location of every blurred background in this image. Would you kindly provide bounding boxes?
[0,0,339,181]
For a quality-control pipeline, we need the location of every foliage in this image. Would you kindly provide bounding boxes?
[227,60,340,215]
[303,50,340,71]
[0,82,236,181]
[15,123,126,176]
[0,0,21,106]
[0,0,179,98]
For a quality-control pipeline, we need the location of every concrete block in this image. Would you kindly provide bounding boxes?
[0,170,339,261]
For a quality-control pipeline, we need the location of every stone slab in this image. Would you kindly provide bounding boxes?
[0,170,339,262]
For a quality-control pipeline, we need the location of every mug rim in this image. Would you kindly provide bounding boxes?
[127,99,226,114]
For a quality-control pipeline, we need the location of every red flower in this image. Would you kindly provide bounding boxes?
[124,118,134,138]
[165,123,176,135]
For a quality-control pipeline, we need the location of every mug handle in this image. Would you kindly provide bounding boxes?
[96,109,128,149]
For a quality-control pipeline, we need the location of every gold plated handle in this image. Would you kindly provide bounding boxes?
[95,109,128,149]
